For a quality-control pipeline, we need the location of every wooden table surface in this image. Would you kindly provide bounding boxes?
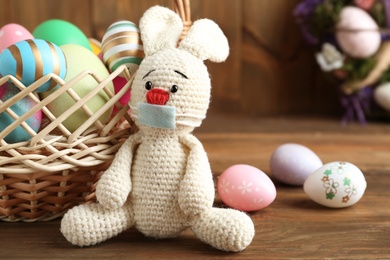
[1,113,389,259]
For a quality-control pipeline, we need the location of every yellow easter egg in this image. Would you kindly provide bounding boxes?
[89,38,101,55]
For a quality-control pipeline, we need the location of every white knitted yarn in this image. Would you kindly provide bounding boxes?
[61,5,254,252]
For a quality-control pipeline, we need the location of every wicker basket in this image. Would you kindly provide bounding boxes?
[0,0,191,222]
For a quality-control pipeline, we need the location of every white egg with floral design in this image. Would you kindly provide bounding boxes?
[304,161,367,208]
[217,164,276,212]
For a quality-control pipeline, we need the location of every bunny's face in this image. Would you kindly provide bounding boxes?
[129,5,229,133]
[130,47,211,132]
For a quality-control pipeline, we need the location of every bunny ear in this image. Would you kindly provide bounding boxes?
[178,19,229,62]
[139,6,183,56]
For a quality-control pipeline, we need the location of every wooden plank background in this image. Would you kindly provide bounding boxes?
[0,0,341,116]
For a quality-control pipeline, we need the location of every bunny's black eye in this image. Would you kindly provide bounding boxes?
[145,81,153,90]
[170,85,179,93]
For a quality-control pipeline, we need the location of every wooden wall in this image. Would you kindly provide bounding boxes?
[0,0,341,116]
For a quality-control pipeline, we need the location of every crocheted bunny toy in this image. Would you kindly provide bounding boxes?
[61,6,254,252]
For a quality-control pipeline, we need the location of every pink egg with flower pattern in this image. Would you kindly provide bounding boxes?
[217,164,276,212]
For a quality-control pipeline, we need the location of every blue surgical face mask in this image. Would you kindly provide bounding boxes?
[136,102,176,129]
[130,102,206,129]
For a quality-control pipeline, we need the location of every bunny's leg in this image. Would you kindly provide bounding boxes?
[190,207,255,252]
[61,201,134,246]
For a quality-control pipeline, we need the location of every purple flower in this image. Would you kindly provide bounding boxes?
[293,0,324,44]
[383,0,390,28]
[339,87,373,125]
[293,0,324,17]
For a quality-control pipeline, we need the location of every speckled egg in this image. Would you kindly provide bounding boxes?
[217,164,276,212]
[304,161,367,208]
[336,6,381,58]
[270,143,323,186]
[0,23,34,52]
[0,82,42,143]
[101,20,144,76]
[0,39,67,92]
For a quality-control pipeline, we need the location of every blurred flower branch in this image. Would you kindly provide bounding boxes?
[294,0,390,124]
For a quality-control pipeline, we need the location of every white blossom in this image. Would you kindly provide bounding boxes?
[315,43,344,72]
[238,180,253,195]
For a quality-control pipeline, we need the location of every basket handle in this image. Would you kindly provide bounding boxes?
[174,0,192,41]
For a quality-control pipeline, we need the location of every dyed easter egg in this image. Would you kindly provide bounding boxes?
[89,38,101,55]
[33,19,92,51]
[0,39,67,92]
[218,164,276,212]
[97,52,130,116]
[270,143,323,186]
[0,82,42,143]
[304,161,367,208]
[373,82,390,112]
[101,20,144,75]
[336,6,381,58]
[40,44,113,133]
[0,23,34,52]
[112,76,130,115]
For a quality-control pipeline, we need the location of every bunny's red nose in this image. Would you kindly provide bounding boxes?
[146,88,169,105]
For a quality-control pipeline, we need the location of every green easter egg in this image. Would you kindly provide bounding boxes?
[33,19,92,51]
[41,44,113,133]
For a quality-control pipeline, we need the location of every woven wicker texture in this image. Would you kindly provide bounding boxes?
[0,0,190,222]
[0,66,135,222]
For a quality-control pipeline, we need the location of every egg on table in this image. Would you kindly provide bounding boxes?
[0,23,34,52]
[101,20,144,76]
[270,143,323,186]
[0,82,42,143]
[0,39,67,92]
[217,164,276,212]
[304,161,367,208]
[336,6,381,58]
[40,44,114,133]
[33,19,92,51]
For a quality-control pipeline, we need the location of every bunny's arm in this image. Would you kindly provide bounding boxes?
[96,132,142,209]
[178,134,215,217]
